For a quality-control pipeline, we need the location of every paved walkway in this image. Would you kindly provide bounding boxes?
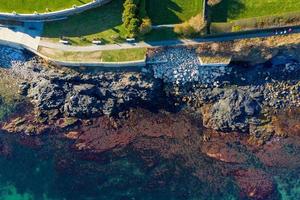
[38,25,300,52]
[0,22,43,51]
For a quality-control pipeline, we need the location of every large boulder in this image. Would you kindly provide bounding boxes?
[202,89,261,132]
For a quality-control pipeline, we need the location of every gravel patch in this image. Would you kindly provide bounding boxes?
[148,47,231,85]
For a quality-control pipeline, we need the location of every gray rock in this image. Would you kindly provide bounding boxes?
[204,89,261,132]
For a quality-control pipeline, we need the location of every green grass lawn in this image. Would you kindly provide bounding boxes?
[38,47,147,62]
[43,0,127,45]
[43,0,184,45]
[101,48,147,62]
[42,0,201,45]
[0,0,92,13]
[211,0,300,22]
[147,0,203,25]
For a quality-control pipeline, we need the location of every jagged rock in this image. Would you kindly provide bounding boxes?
[202,89,261,132]
[23,70,163,120]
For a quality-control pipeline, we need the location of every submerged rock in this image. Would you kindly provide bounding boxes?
[234,169,275,200]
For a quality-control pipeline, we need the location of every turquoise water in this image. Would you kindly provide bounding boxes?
[0,131,299,200]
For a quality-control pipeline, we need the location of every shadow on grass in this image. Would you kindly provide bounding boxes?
[210,0,245,22]
[43,0,124,38]
[146,0,182,25]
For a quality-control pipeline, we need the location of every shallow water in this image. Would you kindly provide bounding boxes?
[0,131,235,200]
[0,129,299,200]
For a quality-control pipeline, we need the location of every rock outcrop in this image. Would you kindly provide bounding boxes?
[22,70,164,121]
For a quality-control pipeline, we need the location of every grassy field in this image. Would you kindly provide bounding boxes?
[211,0,300,22]
[43,0,127,45]
[0,0,92,13]
[147,0,203,25]
[43,0,187,45]
[38,47,147,62]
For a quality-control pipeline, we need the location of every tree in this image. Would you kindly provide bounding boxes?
[127,18,140,37]
[122,0,152,37]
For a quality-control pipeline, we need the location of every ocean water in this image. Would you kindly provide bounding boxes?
[0,130,238,200]
[0,130,299,200]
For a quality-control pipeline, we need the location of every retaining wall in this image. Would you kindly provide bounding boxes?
[198,56,231,67]
[0,0,111,22]
[0,39,146,68]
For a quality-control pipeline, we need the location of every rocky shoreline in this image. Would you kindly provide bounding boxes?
[1,46,299,141]
[0,44,300,200]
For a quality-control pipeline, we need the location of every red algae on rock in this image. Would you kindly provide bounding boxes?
[72,109,202,154]
[201,132,248,164]
[256,136,300,168]
[234,168,274,200]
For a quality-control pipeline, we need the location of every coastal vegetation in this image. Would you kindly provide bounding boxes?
[0,0,92,13]
[174,14,206,37]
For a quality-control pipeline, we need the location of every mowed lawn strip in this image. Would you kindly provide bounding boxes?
[43,0,126,45]
[38,47,147,62]
[146,0,203,25]
[0,0,92,13]
[211,0,300,22]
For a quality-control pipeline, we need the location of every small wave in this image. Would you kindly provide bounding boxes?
[0,45,32,68]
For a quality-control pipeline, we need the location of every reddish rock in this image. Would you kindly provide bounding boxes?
[256,136,300,168]
[234,169,274,200]
[73,109,201,154]
[201,141,247,164]
[201,131,249,164]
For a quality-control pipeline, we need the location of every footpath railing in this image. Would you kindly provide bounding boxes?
[0,0,111,22]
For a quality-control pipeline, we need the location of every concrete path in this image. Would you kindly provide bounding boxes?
[38,25,300,52]
[0,22,43,51]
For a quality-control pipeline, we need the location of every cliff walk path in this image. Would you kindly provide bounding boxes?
[0,22,43,51]
[1,21,300,53]
[38,26,300,52]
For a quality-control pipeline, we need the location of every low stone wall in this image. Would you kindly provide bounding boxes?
[198,56,231,67]
[43,58,147,68]
[0,39,146,68]
[0,0,111,22]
